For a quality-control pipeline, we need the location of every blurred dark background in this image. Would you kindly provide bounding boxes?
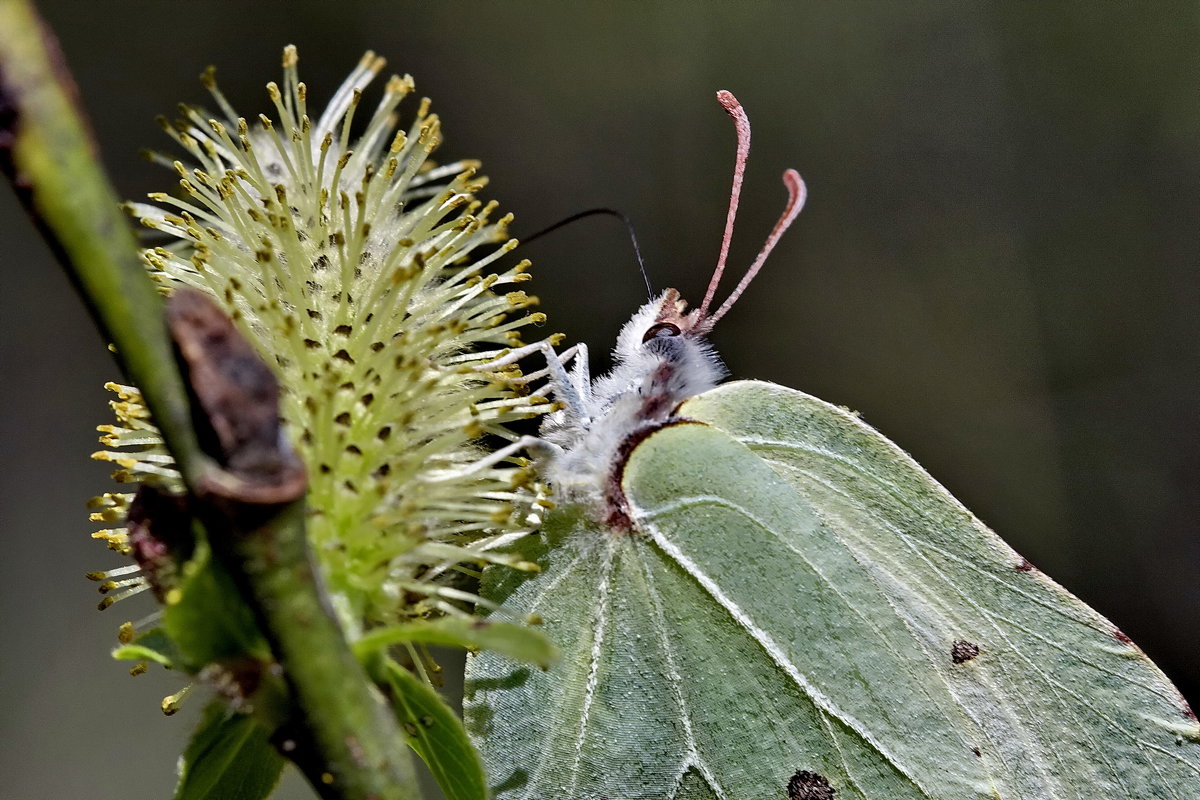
[2,2,1197,797]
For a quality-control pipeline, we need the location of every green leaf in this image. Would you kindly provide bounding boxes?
[163,543,271,671]
[174,700,285,800]
[376,657,489,800]
[355,617,557,669]
[465,380,1200,799]
[112,626,181,669]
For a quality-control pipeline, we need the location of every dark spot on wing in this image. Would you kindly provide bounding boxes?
[787,770,835,800]
[972,747,982,757]
[951,640,980,664]
[1015,557,1035,572]
[1113,629,1133,644]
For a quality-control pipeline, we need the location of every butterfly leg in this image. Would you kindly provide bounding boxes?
[566,342,593,409]
[501,345,583,387]
[474,340,574,370]
[473,340,590,424]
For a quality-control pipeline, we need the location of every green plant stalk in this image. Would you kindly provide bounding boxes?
[0,0,204,481]
[210,498,419,800]
[0,4,422,797]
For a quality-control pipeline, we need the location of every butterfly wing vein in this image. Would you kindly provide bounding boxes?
[464,380,1200,800]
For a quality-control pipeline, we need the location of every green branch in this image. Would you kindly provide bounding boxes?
[0,0,203,480]
[0,3,421,797]
[217,498,420,799]
[168,288,419,799]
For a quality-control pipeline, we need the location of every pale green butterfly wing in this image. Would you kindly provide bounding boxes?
[680,380,1200,795]
[464,379,1200,799]
[465,483,950,798]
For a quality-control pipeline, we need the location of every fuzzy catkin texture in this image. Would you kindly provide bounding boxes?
[92,47,552,631]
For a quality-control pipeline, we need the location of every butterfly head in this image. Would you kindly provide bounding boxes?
[614,288,700,356]
[537,92,806,515]
[615,90,806,371]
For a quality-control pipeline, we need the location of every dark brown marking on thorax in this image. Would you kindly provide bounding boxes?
[603,417,704,531]
[636,361,684,423]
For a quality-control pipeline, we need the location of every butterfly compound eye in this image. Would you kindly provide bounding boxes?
[642,322,682,342]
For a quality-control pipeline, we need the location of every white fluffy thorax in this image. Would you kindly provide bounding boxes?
[528,92,807,520]
[539,290,726,514]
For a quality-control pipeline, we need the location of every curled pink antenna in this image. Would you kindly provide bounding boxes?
[697,90,806,328]
[698,90,751,319]
[708,168,806,324]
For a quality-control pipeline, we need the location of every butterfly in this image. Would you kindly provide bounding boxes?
[465,91,1200,800]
